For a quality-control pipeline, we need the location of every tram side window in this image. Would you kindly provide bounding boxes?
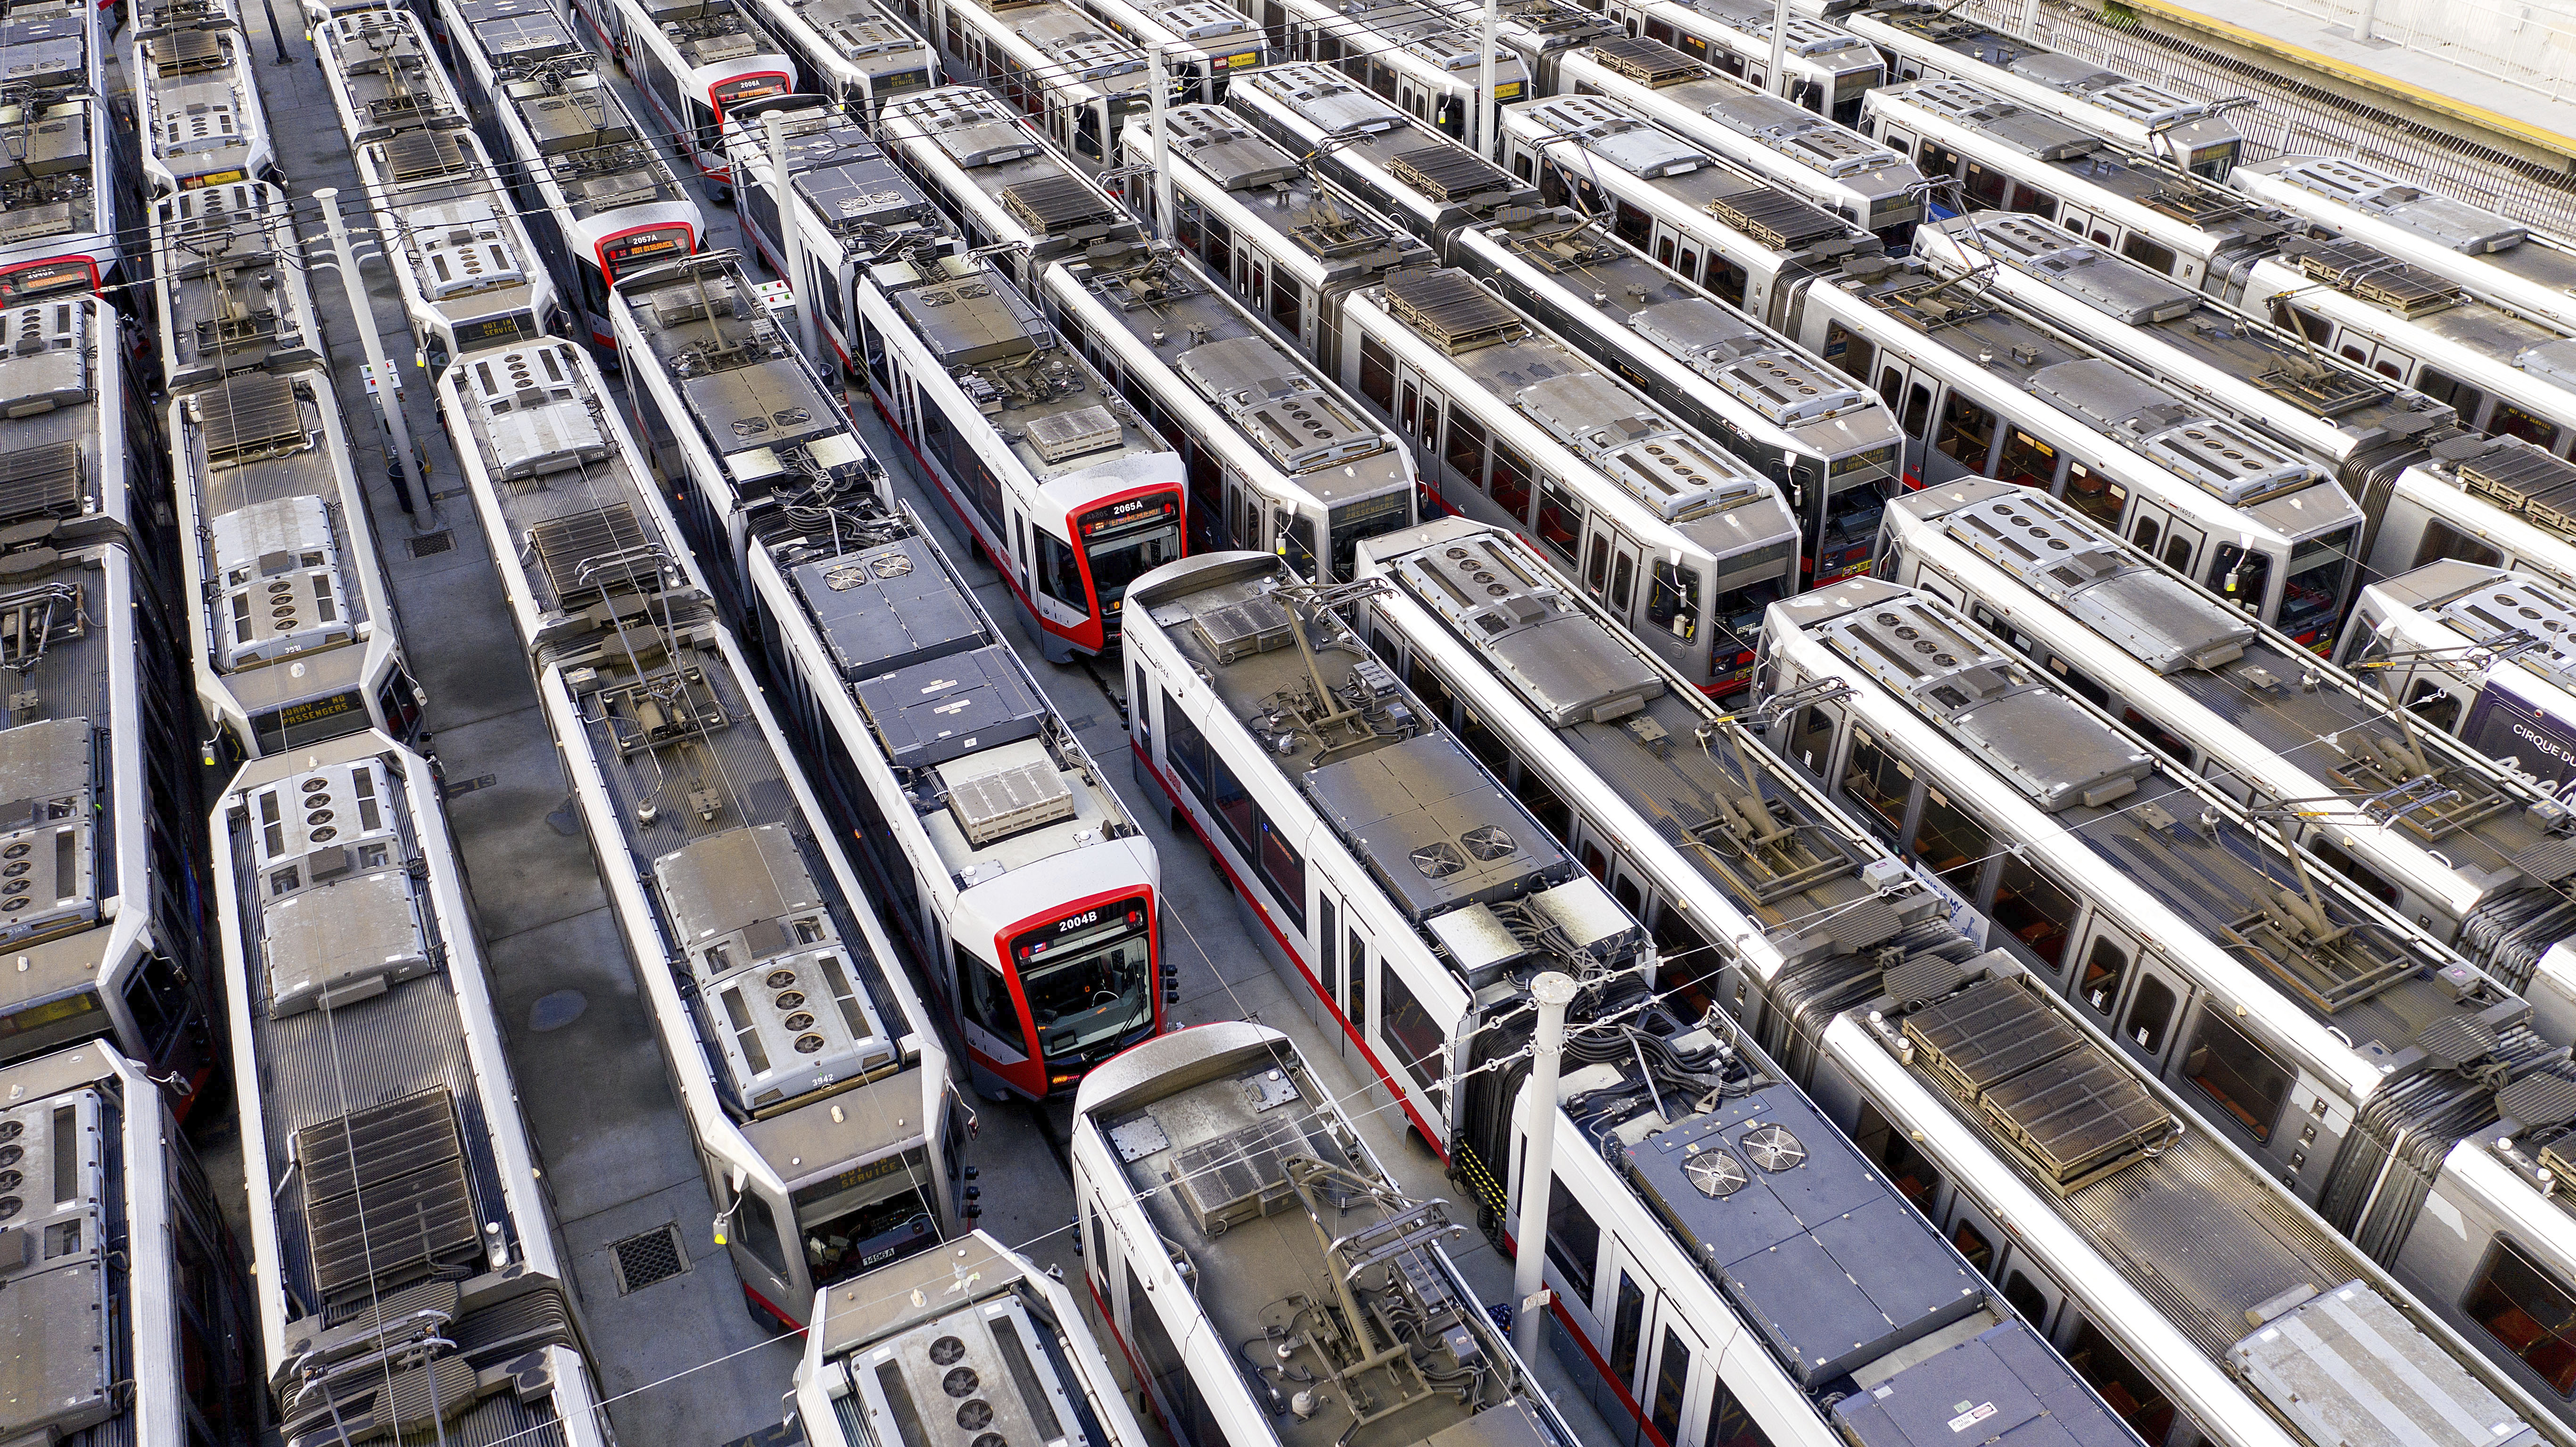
[1651,1329,1691,1443]
[2415,366,2485,424]
[1166,695,1210,797]
[1614,200,1651,248]
[2077,936,2127,1016]
[1537,480,1583,565]
[1358,337,1394,411]
[2065,1319,2178,1445]
[1128,1273,1216,1445]
[1545,1178,1599,1300]
[2493,401,2563,453]
[2002,1270,2049,1325]
[2270,299,2333,345]
[2118,233,2180,277]
[1039,534,1086,614]
[2411,517,2503,570]
[1707,1375,1777,1447]
[733,1184,790,1279]
[2463,1237,2576,1396]
[1787,706,1836,777]
[961,943,1031,1057]
[1823,322,1872,383]
[1490,444,1536,521]
[1271,279,1302,337]
[1445,412,1488,491]
[1841,728,1913,836]
[1648,561,1700,640]
[2183,1012,2291,1141]
[1707,251,1750,309]
[1512,766,1571,840]
[1910,787,1988,892]
[1256,817,1305,929]
[1902,383,1933,441]
[121,956,189,1050]
[1610,1273,1646,1379]
[1997,430,2056,489]
[1935,394,1997,473]
[2064,464,2124,529]
[1963,162,2008,207]
[2406,680,2463,732]
[2123,975,2177,1053]
[1920,138,1965,179]
[1379,970,1446,1093]
[2009,182,2058,222]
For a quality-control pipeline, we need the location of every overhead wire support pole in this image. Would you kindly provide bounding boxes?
[1768,0,1791,100]
[312,186,421,518]
[1511,971,1578,1365]
[766,109,820,365]
[1150,46,1173,241]
[1478,0,1498,159]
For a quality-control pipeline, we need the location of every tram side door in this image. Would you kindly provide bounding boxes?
[1335,897,1375,1061]
[1592,1239,1710,1447]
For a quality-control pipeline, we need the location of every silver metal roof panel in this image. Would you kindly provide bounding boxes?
[0,1084,110,1447]
[1957,213,2197,322]
[0,716,93,946]
[1176,334,1385,474]
[1303,732,1569,922]
[1248,67,1404,133]
[2230,1283,2543,1447]
[2268,157,2527,255]
[2430,572,2576,693]
[1391,532,1665,725]
[1161,105,1298,189]
[2516,336,2576,390]
[1576,115,1711,179]
[1818,595,2154,809]
[1514,371,1763,521]
[2026,359,2317,503]
[1932,491,2254,673]
[2005,51,2125,96]
[1628,298,1871,425]
[1699,91,1903,177]
[1900,80,2096,161]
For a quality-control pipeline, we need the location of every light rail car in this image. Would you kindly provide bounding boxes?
[1117,103,1800,691]
[722,94,948,370]
[314,5,467,145]
[743,489,1167,1104]
[1907,210,2465,497]
[438,333,972,1329]
[912,0,1150,169]
[887,88,1415,583]
[1757,573,2576,1427]
[1839,0,2243,175]
[213,732,614,1447]
[1770,246,2364,649]
[440,0,707,348]
[563,0,795,197]
[1071,1024,1593,1447]
[1500,91,1886,330]
[168,361,424,761]
[1218,73,1901,587]
[339,116,564,373]
[1565,0,1882,122]
[1867,86,2576,470]
[2355,436,2576,601]
[1077,0,1260,102]
[1881,477,2576,1000]
[0,298,224,1109]
[1216,0,1533,152]
[1350,514,2552,1447]
[149,181,323,391]
[0,0,140,302]
[0,1044,257,1447]
[746,0,936,113]
[131,0,275,194]
[794,1232,1155,1447]
[1518,33,1924,245]
[2234,156,2576,337]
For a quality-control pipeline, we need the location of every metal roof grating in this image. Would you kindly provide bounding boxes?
[0,438,82,527]
[1386,144,1516,206]
[999,173,1119,238]
[295,1087,482,1305]
[1381,269,1523,354]
[2282,235,2463,318]
[1590,34,1704,85]
[383,127,470,182]
[528,502,658,603]
[1705,186,1849,250]
[196,372,304,463]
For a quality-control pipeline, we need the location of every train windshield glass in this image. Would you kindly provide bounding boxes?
[2279,525,2357,645]
[1080,493,1182,602]
[1329,491,1413,580]
[1013,898,1154,1060]
[1816,476,1889,555]
[789,1145,940,1285]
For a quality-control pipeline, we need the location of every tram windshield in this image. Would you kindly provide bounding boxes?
[1080,494,1182,603]
[789,1145,941,1287]
[1816,476,1891,557]
[1013,898,1154,1060]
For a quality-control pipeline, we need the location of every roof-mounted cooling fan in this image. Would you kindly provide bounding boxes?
[1741,1123,1806,1173]
[1412,841,1466,880]
[1461,825,1517,862]
[822,564,868,591]
[1685,1149,1749,1199]
[871,551,914,580]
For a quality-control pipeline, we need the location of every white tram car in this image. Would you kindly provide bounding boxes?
[438,334,973,1329]
[130,0,275,194]
[0,0,140,302]
[214,732,615,1447]
[745,0,938,114]
[1755,574,2576,1427]
[909,0,1152,169]
[438,0,708,348]
[1564,0,1883,123]
[562,0,796,197]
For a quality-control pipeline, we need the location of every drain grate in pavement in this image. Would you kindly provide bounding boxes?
[608,1223,689,1295]
[408,530,454,559]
